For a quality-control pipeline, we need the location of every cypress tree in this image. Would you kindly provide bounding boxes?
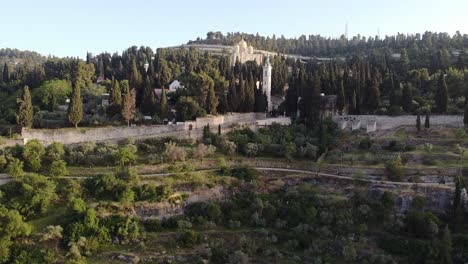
[16,85,33,128]
[246,72,255,112]
[68,82,83,128]
[436,74,448,113]
[425,113,430,129]
[2,63,9,83]
[416,113,421,132]
[228,76,239,112]
[160,86,168,119]
[402,83,413,113]
[368,76,381,112]
[439,225,453,264]
[110,78,122,112]
[141,77,156,115]
[218,89,228,114]
[305,73,322,128]
[453,176,465,232]
[239,74,246,112]
[122,86,136,126]
[464,101,468,128]
[337,79,345,114]
[350,88,357,114]
[206,82,218,115]
[130,58,143,106]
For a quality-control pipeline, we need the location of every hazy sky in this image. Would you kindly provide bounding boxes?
[1,0,467,57]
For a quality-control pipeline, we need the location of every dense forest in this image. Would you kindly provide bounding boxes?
[1,31,468,131]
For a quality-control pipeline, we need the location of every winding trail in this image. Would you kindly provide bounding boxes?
[0,167,454,190]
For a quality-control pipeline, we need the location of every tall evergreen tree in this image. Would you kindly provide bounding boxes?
[402,83,413,113]
[68,82,83,128]
[245,72,256,112]
[464,101,468,128]
[336,79,345,114]
[239,74,246,112]
[416,113,421,132]
[254,85,267,113]
[436,74,449,113]
[206,81,218,115]
[368,76,381,112]
[350,88,357,114]
[227,76,239,112]
[141,77,157,115]
[304,73,322,128]
[425,113,430,129]
[439,225,452,264]
[122,86,136,126]
[2,63,9,83]
[453,176,465,232]
[130,58,143,106]
[16,85,33,128]
[109,78,122,113]
[160,86,168,120]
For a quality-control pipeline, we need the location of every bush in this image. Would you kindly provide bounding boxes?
[179,230,201,246]
[22,140,45,172]
[48,160,68,177]
[164,141,187,163]
[385,155,405,181]
[8,158,24,178]
[45,142,65,162]
[192,143,216,160]
[185,202,222,223]
[244,143,259,157]
[112,144,137,166]
[143,219,162,232]
[230,166,258,181]
[358,137,373,150]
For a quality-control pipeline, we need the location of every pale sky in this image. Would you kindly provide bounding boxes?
[1,0,467,57]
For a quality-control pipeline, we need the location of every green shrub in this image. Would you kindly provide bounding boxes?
[230,166,258,181]
[358,137,373,150]
[143,219,162,232]
[385,155,405,181]
[179,230,201,246]
[22,140,45,172]
[48,160,68,177]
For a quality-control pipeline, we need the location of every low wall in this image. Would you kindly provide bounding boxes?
[22,113,277,145]
[334,115,463,131]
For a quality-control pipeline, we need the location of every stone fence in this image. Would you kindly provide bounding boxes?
[22,113,291,145]
[333,115,464,131]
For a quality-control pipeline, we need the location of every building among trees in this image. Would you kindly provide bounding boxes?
[230,38,264,66]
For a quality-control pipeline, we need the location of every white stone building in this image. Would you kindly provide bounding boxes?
[169,80,184,93]
[230,39,264,66]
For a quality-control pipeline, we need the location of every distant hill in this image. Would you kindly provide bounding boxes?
[189,31,468,58]
[0,48,47,68]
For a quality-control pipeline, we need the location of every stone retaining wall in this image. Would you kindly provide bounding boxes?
[21,113,289,145]
[334,115,463,131]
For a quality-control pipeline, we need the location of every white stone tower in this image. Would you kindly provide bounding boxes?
[263,56,272,112]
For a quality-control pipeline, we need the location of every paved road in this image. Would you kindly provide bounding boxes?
[0,167,454,190]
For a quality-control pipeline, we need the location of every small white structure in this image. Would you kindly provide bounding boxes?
[169,80,184,93]
[366,120,377,133]
[101,93,110,106]
[338,121,348,130]
[351,120,361,131]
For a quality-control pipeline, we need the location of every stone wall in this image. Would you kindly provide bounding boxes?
[22,113,278,145]
[334,115,463,131]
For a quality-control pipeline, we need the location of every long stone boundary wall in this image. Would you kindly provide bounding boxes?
[22,113,291,146]
[333,115,463,131]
